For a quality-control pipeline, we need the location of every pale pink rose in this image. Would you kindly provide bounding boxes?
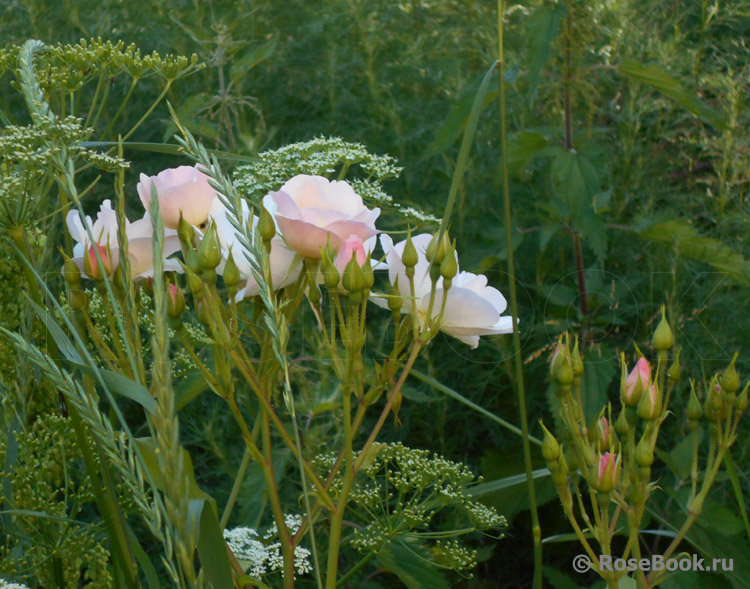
[207,197,302,300]
[334,235,367,274]
[66,200,182,280]
[262,175,379,258]
[137,165,217,229]
[376,233,513,349]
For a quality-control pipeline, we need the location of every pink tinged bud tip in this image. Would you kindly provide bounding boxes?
[599,417,609,441]
[335,235,367,274]
[624,357,650,404]
[85,243,112,278]
[168,283,178,304]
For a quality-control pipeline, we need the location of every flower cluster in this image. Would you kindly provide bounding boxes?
[66,166,513,348]
[223,516,313,579]
[316,442,506,560]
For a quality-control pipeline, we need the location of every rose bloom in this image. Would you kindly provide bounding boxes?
[377,233,513,348]
[262,175,379,259]
[208,197,301,299]
[66,200,181,279]
[137,164,217,229]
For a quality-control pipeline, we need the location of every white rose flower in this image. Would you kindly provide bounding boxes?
[377,233,514,348]
[66,199,181,280]
[262,175,379,259]
[208,197,302,299]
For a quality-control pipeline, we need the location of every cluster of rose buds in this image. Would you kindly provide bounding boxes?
[540,307,747,587]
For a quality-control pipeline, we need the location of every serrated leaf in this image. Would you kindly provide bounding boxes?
[638,220,750,286]
[526,3,568,97]
[619,60,725,129]
[506,131,549,175]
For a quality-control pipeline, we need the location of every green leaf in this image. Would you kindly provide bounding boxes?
[723,453,750,541]
[197,500,233,589]
[175,371,209,412]
[578,352,616,425]
[506,131,549,175]
[618,60,725,129]
[76,365,156,414]
[230,35,278,85]
[526,3,568,97]
[469,467,551,497]
[638,220,750,286]
[423,70,499,159]
[477,449,556,521]
[656,429,702,481]
[376,538,450,589]
[542,565,580,589]
[549,141,603,218]
[134,438,215,508]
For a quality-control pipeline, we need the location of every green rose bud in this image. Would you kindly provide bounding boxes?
[719,352,740,395]
[540,421,561,462]
[686,385,703,422]
[402,232,419,269]
[63,255,81,285]
[223,249,241,288]
[258,204,276,243]
[638,383,661,421]
[425,231,450,264]
[653,305,674,352]
[342,252,365,292]
[635,435,654,467]
[177,211,195,251]
[197,222,222,270]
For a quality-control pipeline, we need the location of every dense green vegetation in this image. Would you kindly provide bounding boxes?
[1,0,749,587]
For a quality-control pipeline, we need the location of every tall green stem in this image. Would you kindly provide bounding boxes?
[498,3,542,587]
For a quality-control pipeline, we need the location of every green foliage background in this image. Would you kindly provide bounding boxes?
[1,0,749,587]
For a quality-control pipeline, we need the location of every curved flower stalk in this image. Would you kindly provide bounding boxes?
[376,233,514,348]
[66,199,182,279]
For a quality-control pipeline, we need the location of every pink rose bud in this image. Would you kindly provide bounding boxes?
[622,357,650,407]
[597,416,610,450]
[595,452,620,493]
[166,283,185,318]
[84,243,113,280]
[334,235,367,275]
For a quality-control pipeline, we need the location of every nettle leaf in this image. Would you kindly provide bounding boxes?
[526,3,568,97]
[619,60,725,129]
[376,538,450,589]
[638,220,750,286]
[506,131,549,175]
